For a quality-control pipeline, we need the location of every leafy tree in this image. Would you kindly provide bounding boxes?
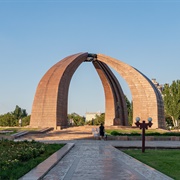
[68,113,85,126]
[22,115,31,126]
[162,80,180,128]
[0,106,28,127]
[85,113,105,125]
[125,96,133,125]
[93,113,105,125]
[0,113,16,126]
[13,105,27,120]
[165,115,174,128]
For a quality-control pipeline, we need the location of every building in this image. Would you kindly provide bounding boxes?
[85,111,101,122]
[152,78,163,94]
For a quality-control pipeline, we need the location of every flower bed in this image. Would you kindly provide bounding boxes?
[0,139,64,179]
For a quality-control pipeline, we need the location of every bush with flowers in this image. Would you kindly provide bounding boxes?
[0,139,64,179]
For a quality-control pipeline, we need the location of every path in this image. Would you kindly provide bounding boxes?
[42,140,174,180]
[18,126,179,180]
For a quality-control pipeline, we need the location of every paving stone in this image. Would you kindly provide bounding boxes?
[43,141,173,180]
[17,127,179,180]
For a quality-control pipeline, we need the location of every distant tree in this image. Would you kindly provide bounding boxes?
[22,115,31,126]
[94,113,105,125]
[165,115,174,128]
[0,113,16,126]
[125,96,133,125]
[162,80,180,128]
[68,113,85,126]
[85,113,105,125]
[13,105,27,120]
[0,105,28,127]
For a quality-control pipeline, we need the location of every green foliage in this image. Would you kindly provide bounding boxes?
[125,96,133,125]
[110,131,122,136]
[22,115,31,126]
[85,113,105,125]
[13,105,27,120]
[110,130,140,136]
[162,132,180,136]
[0,139,64,179]
[0,105,29,127]
[68,113,85,126]
[106,129,180,136]
[162,80,180,128]
[165,115,174,128]
[123,149,180,180]
[0,113,16,126]
[94,113,105,125]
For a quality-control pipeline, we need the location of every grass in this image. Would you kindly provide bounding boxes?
[0,139,65,180]
[106,128,165,134]
[105,129,180,136]
[123,149,180,180]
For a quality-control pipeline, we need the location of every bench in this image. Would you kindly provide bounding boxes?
[11,131,29,139]
[39,127,54,133]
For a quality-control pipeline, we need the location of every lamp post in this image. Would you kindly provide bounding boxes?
[135,117,153,153]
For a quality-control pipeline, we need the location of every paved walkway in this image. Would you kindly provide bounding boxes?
[40,139,180,148]
[18,127,179,180]
[41,140,176,180]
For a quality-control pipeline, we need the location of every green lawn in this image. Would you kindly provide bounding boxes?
[123,149,180,180]
[0,140,65,179]
[105,128,167,134]
[105,128,180,136]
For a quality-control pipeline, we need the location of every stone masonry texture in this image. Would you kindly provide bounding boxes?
[30,52,165,129]
[97,54,165,128]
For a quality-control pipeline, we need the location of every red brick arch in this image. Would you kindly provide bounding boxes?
[30,52,165,129]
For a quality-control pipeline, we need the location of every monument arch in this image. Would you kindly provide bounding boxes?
[30,52,165,129]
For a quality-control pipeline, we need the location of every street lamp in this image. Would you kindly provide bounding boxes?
[135,117,153,153]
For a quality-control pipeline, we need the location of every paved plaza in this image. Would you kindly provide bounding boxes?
[18,127,180,180]
[19,140,179,180]
[43,140,175,180]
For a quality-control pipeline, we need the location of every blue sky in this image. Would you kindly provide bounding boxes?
[0,0,180,116]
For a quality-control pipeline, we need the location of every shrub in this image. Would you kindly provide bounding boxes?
[0,139,64,179]
[110,131,121,136]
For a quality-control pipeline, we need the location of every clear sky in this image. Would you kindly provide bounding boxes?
[0,0,180,116]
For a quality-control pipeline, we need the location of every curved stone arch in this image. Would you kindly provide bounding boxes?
[30,52,165,129]
[30,52,128,128]
[30,53,88,128]
[135,68,165,127]
[93,60,128,126]
[97,54,165,128]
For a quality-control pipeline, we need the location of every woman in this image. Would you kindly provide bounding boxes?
[99,123,105,139]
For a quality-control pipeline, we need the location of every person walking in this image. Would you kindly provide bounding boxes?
[99,123,105,140]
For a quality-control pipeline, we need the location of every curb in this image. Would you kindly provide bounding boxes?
[19,143,74,180]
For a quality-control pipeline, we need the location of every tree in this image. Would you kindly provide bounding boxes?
[125,95,133,125]
[162,80,180,128]
[94,113,105,125]
[0,105,29,127]
[85,113,105,125]
[165,115,174,128]
[22,115,31,126]
[0,113,16,126]
[13,105,27,120]
[68,113,85,126]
